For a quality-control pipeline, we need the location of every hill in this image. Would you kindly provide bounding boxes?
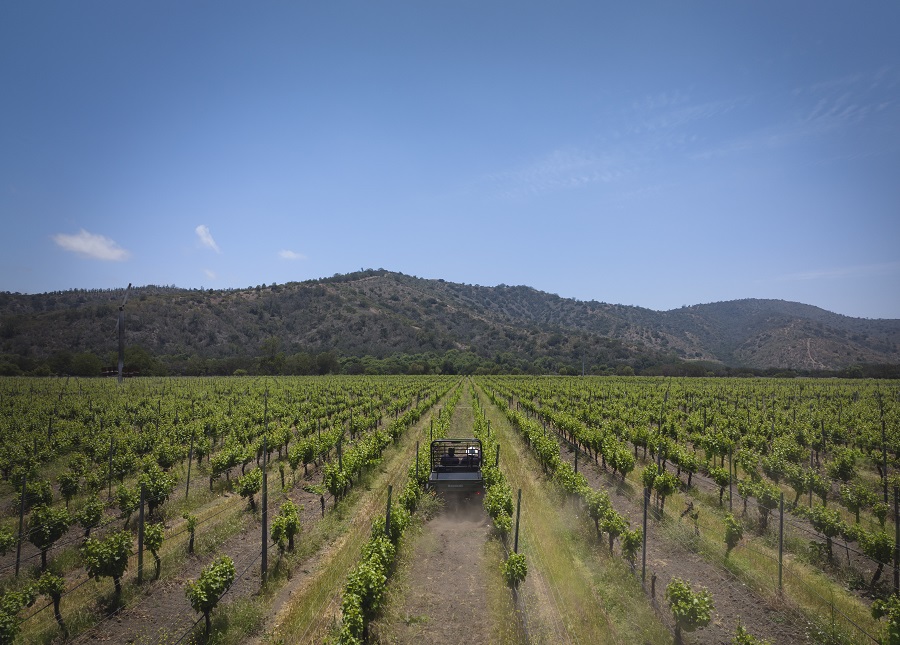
[1,269,898,376]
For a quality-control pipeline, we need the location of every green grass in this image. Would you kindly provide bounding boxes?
[476,384,670,645]
[592,446,884,644]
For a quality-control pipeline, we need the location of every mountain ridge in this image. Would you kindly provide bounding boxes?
[1,269,898,375]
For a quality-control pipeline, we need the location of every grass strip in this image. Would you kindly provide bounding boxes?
[476,383,670,644]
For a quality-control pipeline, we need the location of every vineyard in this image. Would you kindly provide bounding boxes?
[0,375,899,644]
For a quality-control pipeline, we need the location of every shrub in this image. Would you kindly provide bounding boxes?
[82,530,134,599]
[76,494,105,538]
[502,552,527,588]
[0,588,37,644]
[753,481,781,532]
[37,571,66,635]
[724,512,743,557]
[861,529,893,587]
[584,488,611,540]
[28,504,71,570]
[839,482,876,524]
[808,504,844,560]
[601,510,628,553]
[665,577,713,643]
[144,522,164,579]
[140,462,177,518]
[342,547,389,639]
[234,468,263,511]
[653,471,680,515]
[183,512,198,554]
[827,447,858,483]
[733,621,771,644]
[58,471,80,509]
[0,529,15,557]
[709,466,730,505]
[116,484,140,527]
[873,594,900,645]
[15,478,53,511]
[271,500,302,553]
[613,447,636,480]
[679,451,700,487]
[186,555,235,635]
[641,463,660,491]
[621,527,643,570]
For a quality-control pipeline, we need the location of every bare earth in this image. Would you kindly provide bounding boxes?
[371,502,496,645]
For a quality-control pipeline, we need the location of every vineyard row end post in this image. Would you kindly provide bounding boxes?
[513,488,522,554]
[641,486,649,589]
[185,431,195,501]
[261,434,268,585]
[137,483,146,585]
[894,485,899,594]
[15,473,26,577]
[778,492,784,594]
[385,485,393,539]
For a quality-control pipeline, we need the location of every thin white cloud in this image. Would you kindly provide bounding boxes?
[279,250,307,261]
[195,225,221,253]
[204,269,217,280]
[792,72,865,97]
[777,261,900,282]
[52,229,130,261]
[489,148,626,198]
[631,97,741,137]
[486,91,742,199]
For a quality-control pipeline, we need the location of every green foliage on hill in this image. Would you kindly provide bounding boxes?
[2,269,898,377]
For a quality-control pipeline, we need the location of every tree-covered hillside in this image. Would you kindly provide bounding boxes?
[1,270,898,377]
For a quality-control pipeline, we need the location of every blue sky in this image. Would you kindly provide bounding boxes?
[2,2,898,319]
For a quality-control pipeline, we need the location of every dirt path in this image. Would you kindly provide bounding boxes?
[370,394,515,645]
[372,505,496,645]
[807,338,827,370]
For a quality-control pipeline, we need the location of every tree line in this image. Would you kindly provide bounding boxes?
[2,344,896,379]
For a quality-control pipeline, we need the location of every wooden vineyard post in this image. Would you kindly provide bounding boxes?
[514,489,522,554]
[495,445,500,468]
[778,492,784,594]
[415,442,419,481]
[108,432,115,501]
[894,486,899,594]
[809,449,815,508]
[574,443,579,476]
[262,433,268,585]
[137,483,146,584]
[728,445,733,513]
[430,419,433,443]
[15,473,26,577]
[882,416,889,504]
[385,485,393,539]
[185,430,195,500]
[642,486,649,588]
